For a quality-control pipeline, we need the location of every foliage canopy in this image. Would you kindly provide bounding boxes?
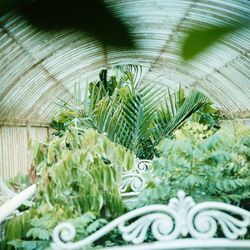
[51,66,220,159]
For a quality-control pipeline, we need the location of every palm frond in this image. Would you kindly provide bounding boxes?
[114,64,143,92]
[51,66,215,159]
[120,85,164,158]
[153,89,209,146]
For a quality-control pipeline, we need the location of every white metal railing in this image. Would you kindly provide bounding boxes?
[51,190,250,250]
[0,183,36,224]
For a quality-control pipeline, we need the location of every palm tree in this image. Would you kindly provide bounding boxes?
[51,65,212,159]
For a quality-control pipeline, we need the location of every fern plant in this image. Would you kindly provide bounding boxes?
[51,65,220,159]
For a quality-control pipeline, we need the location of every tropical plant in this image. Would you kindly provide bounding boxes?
[129,121,250,210]
[33,128,135,217]
[51,65,220,159]
[191,101,221,129]
[1,128,135,249]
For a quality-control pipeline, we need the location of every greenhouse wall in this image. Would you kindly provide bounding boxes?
[0,125,50,180]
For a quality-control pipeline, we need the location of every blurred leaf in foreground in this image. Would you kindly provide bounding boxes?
[181,21,249,60]
[0,0,19,15]
[0,0,134,48]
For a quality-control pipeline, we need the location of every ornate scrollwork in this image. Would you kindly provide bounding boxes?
[118,207,180,244]
[187,203,250,240]
[168,190,195,236]
[120,172,146,193]
[51,191,250,250]
[120,159,152,196]
[52,205,180,250]
[136,159,151,172]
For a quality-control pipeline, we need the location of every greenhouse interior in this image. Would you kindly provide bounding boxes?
[0,0,250,249]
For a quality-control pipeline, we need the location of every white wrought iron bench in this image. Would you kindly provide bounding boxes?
[51,190,250,250]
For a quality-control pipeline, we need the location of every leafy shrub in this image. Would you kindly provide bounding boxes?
[2,128,135,249]
[33,128,135,217]
[129,121,250,209]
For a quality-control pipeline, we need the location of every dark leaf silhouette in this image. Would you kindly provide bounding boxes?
[0,0,134,48]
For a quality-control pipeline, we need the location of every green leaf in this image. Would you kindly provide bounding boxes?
[26,228,50,241]
[9,239,49,250]
[86,219,107,234]
[182,25,240,60]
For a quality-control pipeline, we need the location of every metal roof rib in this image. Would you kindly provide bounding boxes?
[0,0,249,125]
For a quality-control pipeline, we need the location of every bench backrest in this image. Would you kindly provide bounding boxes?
[51,190,250,250]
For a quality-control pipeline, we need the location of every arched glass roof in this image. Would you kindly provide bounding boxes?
[0,0,249,126]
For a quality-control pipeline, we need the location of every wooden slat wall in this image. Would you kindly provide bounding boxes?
[0,125,50,180]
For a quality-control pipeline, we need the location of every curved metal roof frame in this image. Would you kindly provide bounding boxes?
[0,0,249,125]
